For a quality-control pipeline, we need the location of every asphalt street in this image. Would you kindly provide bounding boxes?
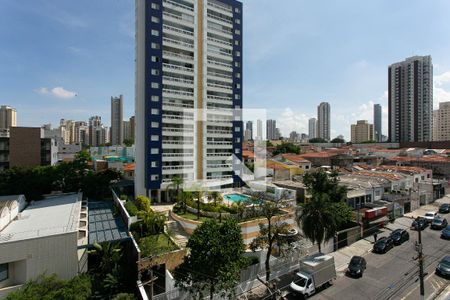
[282,217,450,300]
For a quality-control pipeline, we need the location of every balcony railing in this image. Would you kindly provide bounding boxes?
[207,59,232,69]
[207,13,233,25]
[163,37,194,49]
[163,0,194,12]
[207,1,232,12]
[163,89,194,97]
[163,24,194,36]
[207,37,232,47]
[163,76,194,85]
[163,63,194,73]
[163,51,193,61]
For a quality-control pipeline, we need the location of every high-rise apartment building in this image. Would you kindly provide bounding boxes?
[129,116,135,141]
[123,120,131,141]
[308,117,317,139]
[245,121,253,141]
[266,119,276,140]
[317,102,330,141]
[373,104,382,142]
[0,106,17,129]
[74,121,88,145]
[88,116,107,147]
[388,56,433,142]
[433,101,450,141]
[111,95,124,146]
[351,120,374,143]
[135,0,243,200]
[256,119,262,141]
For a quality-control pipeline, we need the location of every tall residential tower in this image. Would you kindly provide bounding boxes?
[388,56,433,142]
[373,104,382,142]
[111,95,124,146]
[135,0,243,200]
[0,105,17,129]
[317,102,330,141]
[308,117,317,139]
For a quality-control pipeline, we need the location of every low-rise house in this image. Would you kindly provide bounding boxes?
[0,193,87,298]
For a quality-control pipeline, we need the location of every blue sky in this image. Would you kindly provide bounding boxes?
[1,0,450,140]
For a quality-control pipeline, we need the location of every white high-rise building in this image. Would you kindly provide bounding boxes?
[266,119,276,140]
[433,101,450,141]
[0,105,17,129]
[388,56,433,142]
[308,117,317,139]
[317,102,330,141]
[256,119,263,141]
[135,0,243,201]
[111,95,124,146]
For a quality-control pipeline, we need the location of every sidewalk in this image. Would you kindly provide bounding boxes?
[330,238,374,272]
[405,195,450,219]
[435,283,450,300]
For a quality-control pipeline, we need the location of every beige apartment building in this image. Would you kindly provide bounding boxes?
[0,106,17,129]
[433,101,450,141]
[351,120,374,143]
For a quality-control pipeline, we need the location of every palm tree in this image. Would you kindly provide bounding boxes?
[297,193,336,253]
[88,242,122,274]
[166,176,184,203]
[196,190,202,220]
[179,191,193,214]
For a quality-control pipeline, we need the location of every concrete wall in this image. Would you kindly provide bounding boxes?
[9,127,41,168]
[0,232,79,297]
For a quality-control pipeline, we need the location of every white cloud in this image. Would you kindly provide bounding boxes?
[276,108,310,137]
[435,71,450,87]
[35,87,77,99]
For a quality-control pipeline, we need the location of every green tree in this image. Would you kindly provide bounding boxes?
[272,142,300,155]
[249,194,292,282]
[308,137,327,143]
[137,210,166,236]
[330,137,345,143]
[6,274,92,300]
[196,190,203,220]
[135,195,151,212]
[174,219,245,299]
[123,139,134,147]
[166,175,183,203]
[297,193,336,253]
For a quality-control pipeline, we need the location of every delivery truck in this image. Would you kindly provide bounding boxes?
[289,253,336,297]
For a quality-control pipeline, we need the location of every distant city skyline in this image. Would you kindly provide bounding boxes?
[2,1,450,140]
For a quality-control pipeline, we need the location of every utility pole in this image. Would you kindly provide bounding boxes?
[416,227,425,299]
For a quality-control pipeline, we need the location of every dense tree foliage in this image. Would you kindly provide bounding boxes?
[6,274,92,300]
[330,137,345,143]
[272,142,300,155]
[0,151,121,200]
[298,169,353,252]
[123,139,134,147]
[174,219,246,299]
[308,137,327,143]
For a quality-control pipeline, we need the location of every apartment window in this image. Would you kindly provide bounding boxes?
[235,29,240,35]
[235,73,241,78]
[151,16,160,23]
[235,40,240,46]
[151,108,160,115]
[235,127,240,132]
[151,3,160,9]
[235,148,240,154]
[151,95,160,102]
[151,175,159,181]
[235,51,241,57]
[235,62,241,67]
[151,69,160,76]
[151,56,160,62]
[151,122,159,128]
[151,161,159,168]
[235,19,241,24]
[234,7,240,13]
[235,83,241,89]
[0,263,7,282]
[151,43,160,49]
[235,137,241,143]
[151,148,159,154]
[235,94,240,100]
[151,82,159,89]
[151,29,159,36]
[151,135,159,141]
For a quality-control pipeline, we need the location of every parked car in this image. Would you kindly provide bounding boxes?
[389,229,409,245]
[439,203,450,214]
[411,217,428,231]
[346,256,367,278]
[423,211,438,223]
[435,256,450,278]
[431,217,448,230]
[373,237,394,254]
[441,225,450,240]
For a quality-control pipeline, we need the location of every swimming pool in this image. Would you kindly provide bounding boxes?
[223,193,252,203]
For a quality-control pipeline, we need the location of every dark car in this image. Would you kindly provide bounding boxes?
[439,203,450,214]
[347,256,367,277]
[411,217,428,231]
[431,217,448,230]
[441,225,450,240]
[389,229,409,245]
[436,256,450,278]
[373,237,394,254]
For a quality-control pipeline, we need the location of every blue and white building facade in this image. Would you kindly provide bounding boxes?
[135,0,243,201]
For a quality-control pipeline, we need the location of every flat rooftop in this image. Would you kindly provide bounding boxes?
[0,193,81,244]
[88,200,128,245]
